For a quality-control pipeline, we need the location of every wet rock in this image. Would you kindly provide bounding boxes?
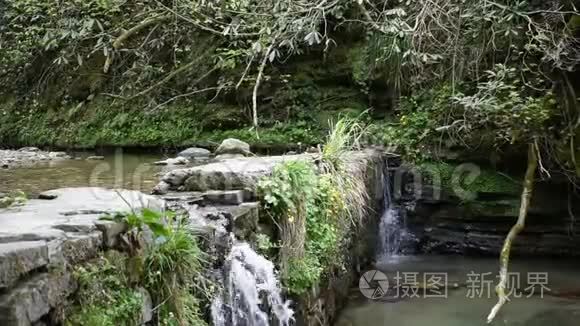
[37,191,58,200]
[86,156,104,160]
[178,147,210,159]
[214,138,251,156]
[154,157,189,166]
[0,241,49,289]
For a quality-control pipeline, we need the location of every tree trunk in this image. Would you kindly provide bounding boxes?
[487,143,538,323]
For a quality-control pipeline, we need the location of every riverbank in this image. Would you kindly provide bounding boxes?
[0,147,71,169]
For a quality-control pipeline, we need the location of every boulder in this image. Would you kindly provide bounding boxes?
[214,138,251,156]
[177,147,211,159]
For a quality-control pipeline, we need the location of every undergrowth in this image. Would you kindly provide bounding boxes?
[67,209,208,326]
[258,117,368,295]
[66,251,143,326]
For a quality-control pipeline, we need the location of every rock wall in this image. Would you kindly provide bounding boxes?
[394,165,580,257]
[155,149,389,326]
[293,150,387,326]
[0,188,161,325]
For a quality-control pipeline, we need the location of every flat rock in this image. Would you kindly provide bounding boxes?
[0,241,49,289]
[0,187,163,236]
[155,154,312,193]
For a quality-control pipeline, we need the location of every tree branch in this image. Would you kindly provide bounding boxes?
[251,38,277,133]
[103,15,170,73]
[487,143,538,323]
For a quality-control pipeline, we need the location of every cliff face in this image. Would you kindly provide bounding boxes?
[394,164,580,257]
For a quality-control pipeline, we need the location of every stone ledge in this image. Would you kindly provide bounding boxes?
[0,242,49,290]
[0,271,75,326]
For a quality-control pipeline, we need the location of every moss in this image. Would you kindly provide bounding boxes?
[419,161,521,199]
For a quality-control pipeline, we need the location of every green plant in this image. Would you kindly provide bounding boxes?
[321,117,369,226]
[0,190,27,208]
[321,116,366,170]
[256,233,277,256]
[66,251,143,326]
[144,224,207,326]
[259,160,317,274]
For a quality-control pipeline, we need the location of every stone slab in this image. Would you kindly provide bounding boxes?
[0,241,49,289]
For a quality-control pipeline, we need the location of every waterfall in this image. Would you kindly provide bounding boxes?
[211,242,294,326]
[377,159,412,260]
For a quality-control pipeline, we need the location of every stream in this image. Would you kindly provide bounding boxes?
[337,164,580,326]
[0,151,185,195]
[3,150,580,325]
[336,255,580,326]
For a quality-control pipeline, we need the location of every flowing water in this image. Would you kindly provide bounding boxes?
[377,161,414,260]
[212,242,294,326]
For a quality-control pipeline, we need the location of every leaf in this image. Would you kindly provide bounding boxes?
[148,222,171,238]
[269,49,277,62]
[141,208,161,222]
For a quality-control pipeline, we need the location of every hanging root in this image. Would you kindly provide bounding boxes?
[486,143,538,323]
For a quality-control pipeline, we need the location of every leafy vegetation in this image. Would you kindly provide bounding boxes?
[258,117,368,294]
[66,251,143,326]
[144,224,207,326]
[0,190,27,208]
[69,209,208,326]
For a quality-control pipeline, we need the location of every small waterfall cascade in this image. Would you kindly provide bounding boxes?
[377,159,413,260]
[211,242,294,326]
